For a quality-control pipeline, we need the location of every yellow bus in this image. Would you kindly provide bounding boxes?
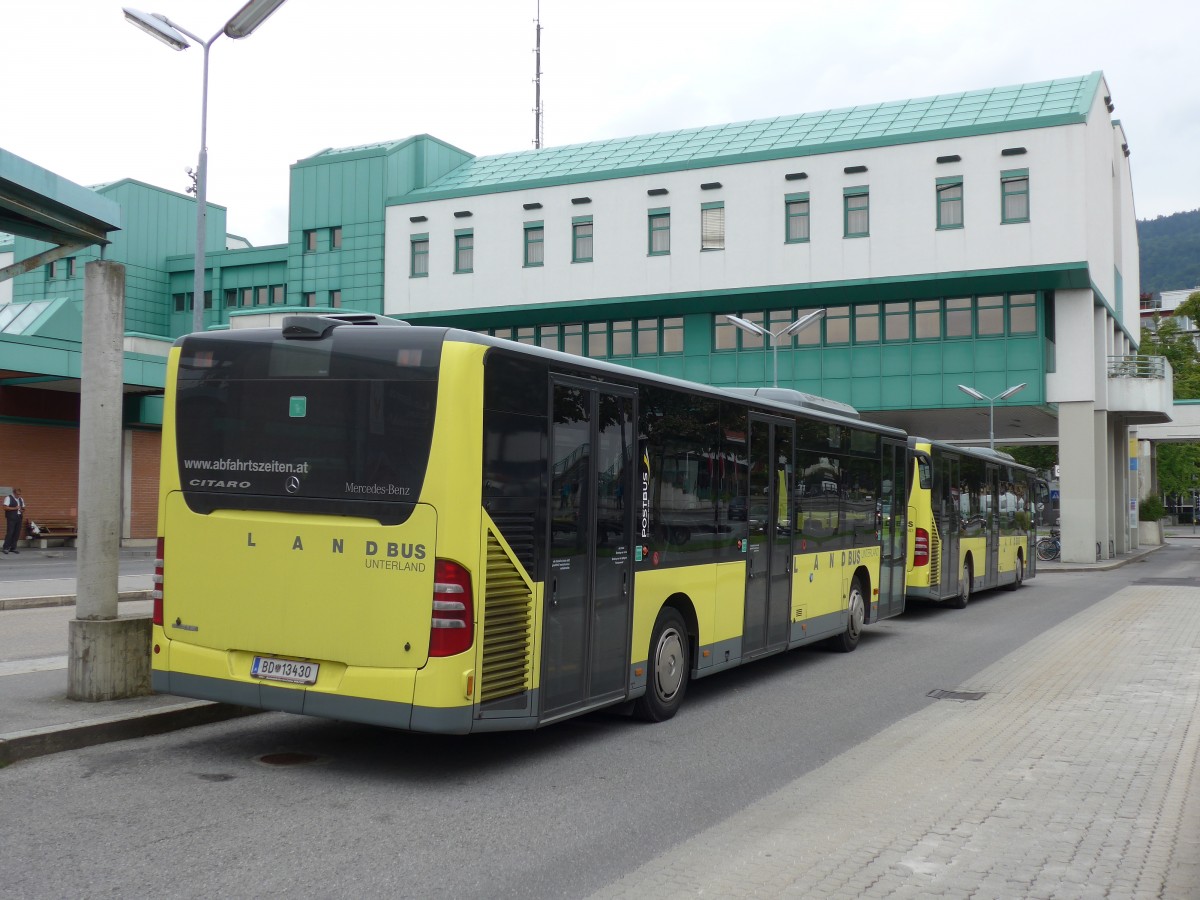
[905,438,1040,608]
[152,314,908,733]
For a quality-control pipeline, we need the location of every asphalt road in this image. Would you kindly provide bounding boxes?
[0,550,1168,899]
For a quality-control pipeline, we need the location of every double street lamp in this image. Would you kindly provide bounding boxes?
[957,382,1027,450]
[124,0,288,334]
[724,309,826,388]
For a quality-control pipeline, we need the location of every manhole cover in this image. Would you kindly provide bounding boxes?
[257,751,324,767]
[927,689,986,701]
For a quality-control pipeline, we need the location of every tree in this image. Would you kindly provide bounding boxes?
[1141,311,1199,400]
[1000,445,1057,475]
[1156,443,1200,500]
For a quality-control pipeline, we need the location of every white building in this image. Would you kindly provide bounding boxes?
[370,71,1166,563]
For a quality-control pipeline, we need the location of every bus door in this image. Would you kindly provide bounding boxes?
[742,414,794,658]
[938,453,960,599]
[876,438,907,618]
[542,379,635,720]
[986,465,1000,587]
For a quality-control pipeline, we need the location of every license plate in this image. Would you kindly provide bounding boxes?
[250,656,319,685]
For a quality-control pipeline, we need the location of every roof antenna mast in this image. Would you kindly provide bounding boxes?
[533,0,544,149]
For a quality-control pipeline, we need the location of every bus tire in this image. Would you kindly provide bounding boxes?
[1005,554,1024,591]
[634,607,690,722]
[833,576,866,653]
[950,559,972,609]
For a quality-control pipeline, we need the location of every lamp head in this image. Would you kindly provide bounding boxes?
[997,382,1027,401]
[123,7,190,50]
[723,314,769,338]
[780,308,826,337]
[957,384,987,402]
[224,0,289,38]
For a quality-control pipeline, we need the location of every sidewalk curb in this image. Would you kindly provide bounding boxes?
[0,590,152,612]
[0,700,261,767]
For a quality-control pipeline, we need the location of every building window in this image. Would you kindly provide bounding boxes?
[1002,169,1029,223]
[937,178,963,229]
[635,319,658,355]
[945,297,972,337]
[203,290,213,310]
[572,217,593,262]
[45,260,57,279]
[539,324,561,350]
[272,285,285,304]
[329,290,341,308]
[701,202,725,250]
[67,257,77,278]
[785,193,810,243]
[224,289,237,308]
[662,317,683,353]
[714,315,737,351]
[524,222,544,267]
[825,306,851,344]
[648,209,670,255]
[977,295,1004,335]
[563,323,583,356]
[410,235,429,277]
[884,301,911,341]
[173,292,188,312]
[586,322,609,357]
[330,226,342,250]
[303,292,316,307]
[256,286,269,306]
[241,287,254,307]
[854,304,880,343]
[455,230,474,273]
[515,326,536,345]
[1009,293,1037,334]
[304,229,318,252]
[844,187,869,238]
[914,300,941,339]
[610,320,632,356]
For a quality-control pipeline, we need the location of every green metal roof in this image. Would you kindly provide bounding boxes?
[395,72,1102,204]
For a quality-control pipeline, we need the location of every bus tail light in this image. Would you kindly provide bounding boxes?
[153,537,165,626]
[913,528,930,567]
[429,559,473,657]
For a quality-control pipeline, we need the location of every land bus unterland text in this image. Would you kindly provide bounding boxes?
[152,313,1025,734]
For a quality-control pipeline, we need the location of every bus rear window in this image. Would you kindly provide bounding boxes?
[174,328,441,514]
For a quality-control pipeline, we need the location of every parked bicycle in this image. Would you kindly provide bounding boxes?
[1036,528,1061,561]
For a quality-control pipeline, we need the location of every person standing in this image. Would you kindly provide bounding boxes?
[3,488,26,554]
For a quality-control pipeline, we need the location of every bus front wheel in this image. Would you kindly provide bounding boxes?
[634,607,690,722]
[950,560,972,609]
[833,576,865,653]
[1005,554,1024,591]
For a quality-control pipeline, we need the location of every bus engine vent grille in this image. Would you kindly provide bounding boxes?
[480,533,534,703]
[929,520,942,586]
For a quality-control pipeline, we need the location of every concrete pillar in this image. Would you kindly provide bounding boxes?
[1059,401,1100,563]
[69,260,149,700]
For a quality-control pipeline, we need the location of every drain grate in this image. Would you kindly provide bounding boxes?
[927,689,986,701]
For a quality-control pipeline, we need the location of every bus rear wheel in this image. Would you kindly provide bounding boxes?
[1005,554,1024,591]
[950,560,972,609]
[833,576,865,653]
[634,607,690,722]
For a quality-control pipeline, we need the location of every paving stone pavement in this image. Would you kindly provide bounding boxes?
[593,584,1200,899]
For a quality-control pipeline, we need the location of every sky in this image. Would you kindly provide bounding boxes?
[4,0,1198,248]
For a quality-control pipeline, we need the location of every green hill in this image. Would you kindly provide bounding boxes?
[1138,209,1200,295]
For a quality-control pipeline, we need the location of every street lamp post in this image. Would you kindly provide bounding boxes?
[124,0,288,334]
[724,309,826,388]
[957,382,1027,450]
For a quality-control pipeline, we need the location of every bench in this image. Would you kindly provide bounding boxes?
[28,518,78,549]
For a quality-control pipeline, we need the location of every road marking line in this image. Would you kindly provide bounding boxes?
[0,655,67,677]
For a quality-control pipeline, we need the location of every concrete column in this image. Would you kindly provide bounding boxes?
[1059,401,1099,563]
[69,260,149,701]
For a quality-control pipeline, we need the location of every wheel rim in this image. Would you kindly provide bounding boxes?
[653,626,685,701]
[847,585,865,640]
[1016,557,1023,585]
[961,566,971,603]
